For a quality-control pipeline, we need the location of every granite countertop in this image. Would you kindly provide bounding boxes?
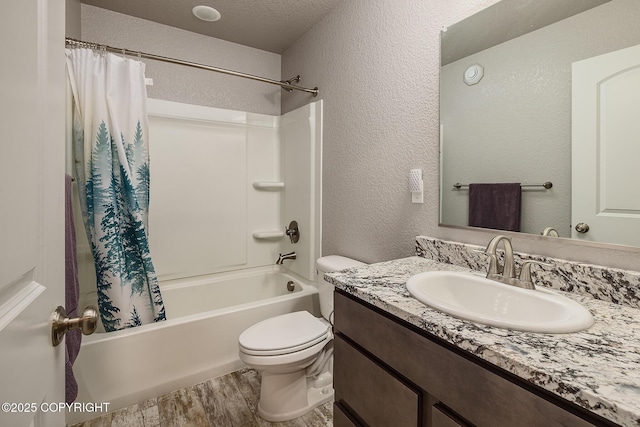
[325,256,640,427]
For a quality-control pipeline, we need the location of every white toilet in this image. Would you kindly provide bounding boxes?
[238,255,364,422]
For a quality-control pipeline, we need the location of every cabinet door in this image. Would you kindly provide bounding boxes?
[334,334,420,427]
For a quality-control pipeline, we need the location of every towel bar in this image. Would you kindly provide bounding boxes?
[453,181,552,190]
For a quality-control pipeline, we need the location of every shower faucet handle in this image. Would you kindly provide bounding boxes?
[285,220,300,244]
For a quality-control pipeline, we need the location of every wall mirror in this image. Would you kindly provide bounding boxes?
[439,0,640,248]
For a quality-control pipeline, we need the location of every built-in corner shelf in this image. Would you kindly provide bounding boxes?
[252,231,285,240]
[252,182,285,191]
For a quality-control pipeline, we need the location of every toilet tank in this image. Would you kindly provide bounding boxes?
[316,255,365,321]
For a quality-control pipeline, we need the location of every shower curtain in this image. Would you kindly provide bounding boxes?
[65,48,166,332]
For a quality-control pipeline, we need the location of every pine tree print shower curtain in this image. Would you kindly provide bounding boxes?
[65,48,166,332]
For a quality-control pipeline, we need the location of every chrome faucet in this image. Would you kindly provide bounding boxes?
[481,235,549,290]
[483,235,516,283]
[276,251,296,265]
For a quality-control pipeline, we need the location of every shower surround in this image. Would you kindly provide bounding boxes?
[69,99,323,424]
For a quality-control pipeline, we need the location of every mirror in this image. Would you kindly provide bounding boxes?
[439,0,640,247]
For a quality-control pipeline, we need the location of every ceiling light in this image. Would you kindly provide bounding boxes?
[192,6,221,22]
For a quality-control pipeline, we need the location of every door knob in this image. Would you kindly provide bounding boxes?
[51,305,98,347]
[575,223,590,233]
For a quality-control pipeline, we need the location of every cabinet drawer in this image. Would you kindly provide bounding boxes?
[432,404,472,427]
[333,402,360,427]
[334,334,420,427]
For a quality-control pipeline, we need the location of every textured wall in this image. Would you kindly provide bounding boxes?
[65,0,81,38]
[281,0,499,263]
[81,4,282,115]
[282,0,640,270]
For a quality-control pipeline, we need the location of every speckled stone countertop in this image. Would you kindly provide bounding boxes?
[326,256,640,427]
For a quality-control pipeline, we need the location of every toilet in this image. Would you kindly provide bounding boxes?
[238,255,365,422]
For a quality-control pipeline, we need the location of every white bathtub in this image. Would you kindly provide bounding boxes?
[69,267,319,425]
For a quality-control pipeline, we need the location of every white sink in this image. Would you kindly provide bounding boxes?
[406,271,594,333]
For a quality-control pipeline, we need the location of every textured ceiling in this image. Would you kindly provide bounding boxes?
[441,0,611,65]
[81,0,344,54]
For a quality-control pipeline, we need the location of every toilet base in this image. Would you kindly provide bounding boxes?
[257,369,334,422]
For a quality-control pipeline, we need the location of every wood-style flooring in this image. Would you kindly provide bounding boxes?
[70,368,333,427]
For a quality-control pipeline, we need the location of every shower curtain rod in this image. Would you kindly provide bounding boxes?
[65,38,319,97]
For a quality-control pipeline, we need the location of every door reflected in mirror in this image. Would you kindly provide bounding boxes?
[439,0,640,248]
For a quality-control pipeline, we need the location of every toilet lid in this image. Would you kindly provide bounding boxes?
[239,311,330,356]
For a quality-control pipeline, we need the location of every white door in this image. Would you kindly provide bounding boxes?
[0,1,66,426]
[572,44,640,246]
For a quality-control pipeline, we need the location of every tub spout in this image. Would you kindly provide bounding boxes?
[276,251,296,265]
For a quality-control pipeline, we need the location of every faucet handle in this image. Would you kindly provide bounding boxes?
[473,249,500,275]
[518,260,552,284]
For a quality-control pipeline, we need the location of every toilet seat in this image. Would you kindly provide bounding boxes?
[239,311,330,356]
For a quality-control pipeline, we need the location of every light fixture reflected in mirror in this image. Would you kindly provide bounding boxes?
[463,64,483,86]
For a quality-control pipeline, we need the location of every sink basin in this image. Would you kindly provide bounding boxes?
[406,271,594,333]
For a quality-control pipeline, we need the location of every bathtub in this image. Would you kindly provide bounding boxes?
[69,266,319,425]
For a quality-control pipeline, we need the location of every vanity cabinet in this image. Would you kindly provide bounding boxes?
[333,290,616,427]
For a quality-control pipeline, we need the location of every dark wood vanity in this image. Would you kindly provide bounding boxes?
[332,290,619,427]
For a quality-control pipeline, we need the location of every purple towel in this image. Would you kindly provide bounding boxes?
[65,174,82,404]
[468,183,521,232]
